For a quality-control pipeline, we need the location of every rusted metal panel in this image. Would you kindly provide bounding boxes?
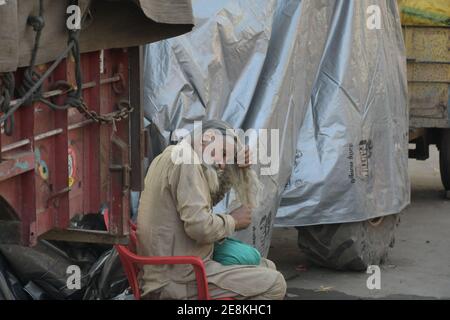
[101,49,130,237]
[0,49,131,245]
[128,46,145,192]
[0,152,34,182]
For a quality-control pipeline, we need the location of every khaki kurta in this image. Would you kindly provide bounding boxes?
[137,144,281,299]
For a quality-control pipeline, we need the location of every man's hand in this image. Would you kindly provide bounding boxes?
[237,145,252,168]
[230,206,252,230]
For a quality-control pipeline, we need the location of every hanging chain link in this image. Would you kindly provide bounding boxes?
[76,99,133,124]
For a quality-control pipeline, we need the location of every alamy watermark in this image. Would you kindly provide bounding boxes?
[62,3,382,31]
[170,121,280,176]
[66,265,81,290]
[66,5,81,30]
[366,265,381,290]
[367,5,382,30]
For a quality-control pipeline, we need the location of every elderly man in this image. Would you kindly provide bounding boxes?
[136,120,286,300]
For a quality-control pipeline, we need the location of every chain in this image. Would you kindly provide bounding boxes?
[75,99,133,124]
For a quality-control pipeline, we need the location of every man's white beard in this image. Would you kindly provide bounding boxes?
[202,164,262,208]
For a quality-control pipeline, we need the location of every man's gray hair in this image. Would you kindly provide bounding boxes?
[189,119,262,209]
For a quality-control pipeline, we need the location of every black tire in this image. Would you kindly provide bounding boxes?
[296,214,400,271]
[439,129,450,191]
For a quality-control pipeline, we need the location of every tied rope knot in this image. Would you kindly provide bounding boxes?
[27,15,45,32]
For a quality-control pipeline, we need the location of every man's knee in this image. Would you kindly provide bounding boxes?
[259,272,287,300]
[259,258,276,270]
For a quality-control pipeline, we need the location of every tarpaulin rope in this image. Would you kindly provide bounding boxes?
[0,73,15,136]
[16,0,83,111]
[17,0,46,106]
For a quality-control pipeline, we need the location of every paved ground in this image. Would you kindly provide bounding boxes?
[268,147,450,299]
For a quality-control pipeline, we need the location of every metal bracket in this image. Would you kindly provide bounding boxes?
[46,186,71,208]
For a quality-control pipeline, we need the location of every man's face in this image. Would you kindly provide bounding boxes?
[201,131,236,170]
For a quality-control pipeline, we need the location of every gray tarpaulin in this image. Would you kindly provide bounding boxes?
[143,0,409,255]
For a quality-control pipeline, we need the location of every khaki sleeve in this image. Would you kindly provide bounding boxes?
[169,162,235,244]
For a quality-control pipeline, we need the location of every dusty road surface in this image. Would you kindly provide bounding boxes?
[268,147,450,299]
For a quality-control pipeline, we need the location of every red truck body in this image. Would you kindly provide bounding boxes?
[0,49,136,246]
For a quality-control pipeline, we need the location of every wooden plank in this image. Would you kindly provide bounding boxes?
[40,228,128,245]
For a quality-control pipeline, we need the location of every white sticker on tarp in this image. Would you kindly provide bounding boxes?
[358,140,373,179]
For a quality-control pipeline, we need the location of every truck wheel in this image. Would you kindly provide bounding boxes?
[439,129,450,191]
[296,214,400,271]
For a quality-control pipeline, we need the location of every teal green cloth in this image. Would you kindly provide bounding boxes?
[213,238,261,266]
